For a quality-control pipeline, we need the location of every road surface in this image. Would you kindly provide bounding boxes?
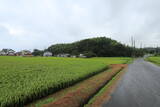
[103,58,160,107]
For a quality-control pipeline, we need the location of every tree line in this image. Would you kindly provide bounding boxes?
[33,37,145,57]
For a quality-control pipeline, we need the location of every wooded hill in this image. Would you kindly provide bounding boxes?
[45,37,144,57]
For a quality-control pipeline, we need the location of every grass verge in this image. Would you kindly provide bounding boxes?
[146,56,160,66]
[84,67,127,107]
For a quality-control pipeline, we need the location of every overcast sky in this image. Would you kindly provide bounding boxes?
[0,0,160,51]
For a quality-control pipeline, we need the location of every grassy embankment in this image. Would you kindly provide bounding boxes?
[0,56,130,107]
[85,67,127,107]
[146,56,160,65]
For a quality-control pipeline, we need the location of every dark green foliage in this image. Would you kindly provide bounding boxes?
[32,49,44,56]
[144,47,160,56]
[47,37,142,57]
[83,51,97,58]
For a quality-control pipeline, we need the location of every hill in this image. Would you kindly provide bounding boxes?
[47,37,134,57]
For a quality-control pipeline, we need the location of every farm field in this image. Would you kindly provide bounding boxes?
[0,56,131,107]
[34,64,127,107]
[147,56,160,65]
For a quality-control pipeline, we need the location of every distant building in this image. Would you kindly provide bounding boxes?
[0,51,6,56]
[8,50,15,56]
[43,51,52,57]
[16,52,22,56]
[71,55,77,58]
[20,50,32,56]
[79,54,86,58]
[0,49,15,56]
[57,53,70,57]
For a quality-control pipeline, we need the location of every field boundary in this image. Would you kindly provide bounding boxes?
[85,66,127,107]
[39,64,127,107]
[83,66,124,106]
[25,66,108,107]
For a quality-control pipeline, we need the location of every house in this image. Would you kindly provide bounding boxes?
[43,51,52,57]
[20,50,32,56]
[71,55,77,58]
[57,53,70,57]
[79,54,86,58]
[0,51,6,56]
[0,49,15,56]
[8,49,15,56]
[16,52,22,56]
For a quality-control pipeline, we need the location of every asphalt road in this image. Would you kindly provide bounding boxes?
[103,58,160,107]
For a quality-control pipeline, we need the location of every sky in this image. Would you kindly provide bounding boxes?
[0,0,160,51]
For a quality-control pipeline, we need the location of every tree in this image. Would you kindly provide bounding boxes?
[83,51,97,58]
[32,49,43,56]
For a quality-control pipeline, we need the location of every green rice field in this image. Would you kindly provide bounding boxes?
[0,56,131,107]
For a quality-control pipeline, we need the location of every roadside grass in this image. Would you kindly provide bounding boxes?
[84,75,118,107]
[84,68,126,107]
[91,57,131,64]
[0,56,131,107]
[146,56,160,66]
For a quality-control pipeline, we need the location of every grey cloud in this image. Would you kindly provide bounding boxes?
[0,0,160,51]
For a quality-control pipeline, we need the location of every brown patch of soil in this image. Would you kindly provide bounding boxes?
[42,64,127,107]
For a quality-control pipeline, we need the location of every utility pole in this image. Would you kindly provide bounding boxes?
[131,36,133,57]
[131,36,133,48]
[140,43,142,49]
[131,36,135,57]
[157,45,159,54]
